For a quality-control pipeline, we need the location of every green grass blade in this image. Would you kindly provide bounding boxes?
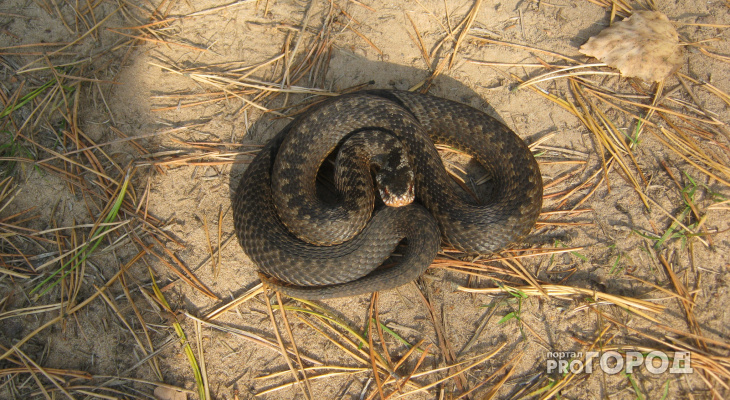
[0,79,57,119]
[149,268,206,400]
[31,170,131,296]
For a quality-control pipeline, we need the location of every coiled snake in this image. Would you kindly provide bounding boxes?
[233,90,542,299]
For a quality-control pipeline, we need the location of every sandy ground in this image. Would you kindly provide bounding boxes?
[1,0,730,399]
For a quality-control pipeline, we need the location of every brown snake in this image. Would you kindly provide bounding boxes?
[232,90,543,299]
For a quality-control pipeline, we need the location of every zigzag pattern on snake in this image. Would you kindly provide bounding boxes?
[232,90,543,300]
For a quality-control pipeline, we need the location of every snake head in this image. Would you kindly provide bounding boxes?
[375,150,415,207]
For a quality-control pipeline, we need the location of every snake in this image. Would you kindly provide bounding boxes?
[232,90,543,300]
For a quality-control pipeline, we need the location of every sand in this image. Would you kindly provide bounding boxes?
[1,0,729,399]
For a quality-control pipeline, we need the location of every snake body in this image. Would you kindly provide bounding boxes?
[233,90,543,299]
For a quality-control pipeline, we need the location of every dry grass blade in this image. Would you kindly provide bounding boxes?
[106,27,208,51]
[442,248,584,287]
[0,304,62,321]
[256,366,368,381]
[469,37,581,64]
[367,293,386,399]
[293,314,370,366]
[13,345,72,399]
[498,254,547,296]
[149,61,336,115]
[119,272,163,380]
[255,370,369,396]
[517,63,611,89]
[0,256,31,278]
[473,35,730,222]
[202,215,216,276]
[569,81,649,207]
[657,254,707,351]
[648,127,730,187]
[279,300,393,371]
[340,23,383,56]
[185,312,321,365]
[459,283,665,321]
[707,198,730,211]
[277,292,313,397]
[595,310,730,395]
[17,5,122,73]
[96,277,162,379]
[263,289,311,400]
[194,320,211,400]
[0,2,254,398]
[0,249,145,362]
[539,324,612,399]
[138,149,254,167]
[585,86,720,125]
[636,188,710,248]
[448,0,483,69]
[0,364,90,380]
[456,351,524,400]
[204,283,263,320]
[392,343,506,398]
[393,342,432,395]
[148,235,218,299]
[216,208,223,279]
[406,12,431,67]
[32,169,133,297]
[415,285,468,392]
[147,268,207,400]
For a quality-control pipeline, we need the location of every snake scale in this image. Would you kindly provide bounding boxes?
[233,90,543,299]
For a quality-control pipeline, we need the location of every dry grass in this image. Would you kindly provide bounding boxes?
[1,0,729,399]
[0,1,223,397]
